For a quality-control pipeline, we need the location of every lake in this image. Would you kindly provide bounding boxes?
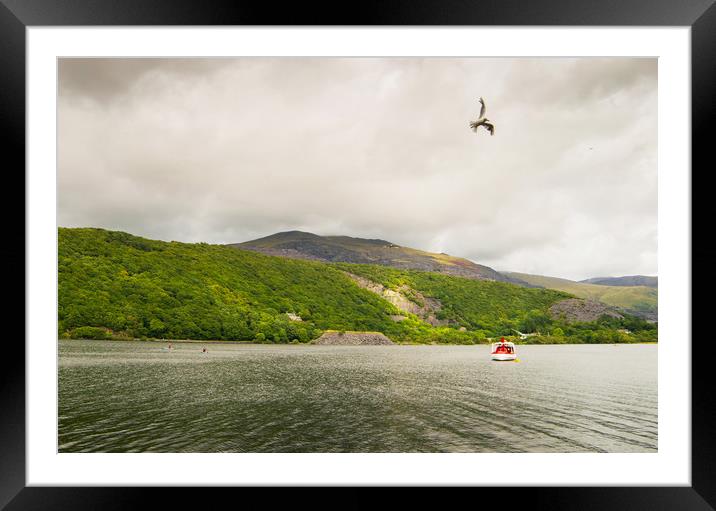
[58,340,657,453]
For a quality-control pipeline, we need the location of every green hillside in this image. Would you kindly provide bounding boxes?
[334,263,569,331]
[59,228,402,343]
[335,264,657,343]
[58,228,657,344]
[505,272,658,316]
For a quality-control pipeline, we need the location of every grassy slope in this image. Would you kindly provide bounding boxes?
[505,272,658,313]
[581,275,657,287]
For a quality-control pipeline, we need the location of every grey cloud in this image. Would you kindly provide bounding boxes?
[59,58,229,102]
[58,57,657,281]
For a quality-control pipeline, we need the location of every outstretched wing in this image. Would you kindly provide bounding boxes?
[479,97,486,118]
[482,121,495,136]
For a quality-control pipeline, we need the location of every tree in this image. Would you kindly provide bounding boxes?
[149,318,166,337]
[297,328,308,343]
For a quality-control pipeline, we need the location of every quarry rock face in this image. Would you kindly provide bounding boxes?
[549,299,623,323]
[344,272,451,327]
[312,331,395,345]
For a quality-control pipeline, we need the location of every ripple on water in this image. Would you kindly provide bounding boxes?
[58,341,657,453]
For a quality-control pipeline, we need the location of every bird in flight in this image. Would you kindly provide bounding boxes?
[469,97,495,136]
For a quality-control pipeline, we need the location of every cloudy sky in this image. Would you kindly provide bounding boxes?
[58,58,657,281]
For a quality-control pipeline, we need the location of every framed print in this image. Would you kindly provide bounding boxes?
[4,0,712,508]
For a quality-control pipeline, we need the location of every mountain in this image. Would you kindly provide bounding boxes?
[231,231,528,285]
[581,275,658,288]
[504,271,658,321]
[58,228,657,344]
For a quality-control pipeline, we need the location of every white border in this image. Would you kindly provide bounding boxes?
[27,27,691,486]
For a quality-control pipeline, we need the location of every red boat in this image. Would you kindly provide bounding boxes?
[491,337,517,361]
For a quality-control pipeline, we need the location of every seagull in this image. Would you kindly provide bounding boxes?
[469,97,495,136]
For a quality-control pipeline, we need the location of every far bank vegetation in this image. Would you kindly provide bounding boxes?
[58,228,658,345]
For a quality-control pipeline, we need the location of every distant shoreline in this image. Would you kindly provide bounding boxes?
[59,338,657,346]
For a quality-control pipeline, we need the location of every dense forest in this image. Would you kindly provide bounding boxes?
[58,228,657,344]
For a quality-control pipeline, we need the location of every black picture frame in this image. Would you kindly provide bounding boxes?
[4,0,710,508]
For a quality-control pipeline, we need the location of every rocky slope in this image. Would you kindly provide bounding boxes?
[343,272,451,327]
[312,331,395,345]
[549,299,623,323]
[231,231,527,285]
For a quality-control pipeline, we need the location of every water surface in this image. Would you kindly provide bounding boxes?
[58,341,657,452]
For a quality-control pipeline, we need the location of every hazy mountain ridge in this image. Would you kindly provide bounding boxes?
[581,275,657,288]
[505,271,658,321]
[231,231,529,285]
